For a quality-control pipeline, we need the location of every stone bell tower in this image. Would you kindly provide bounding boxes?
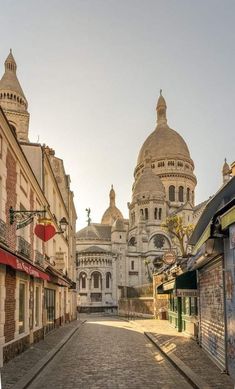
[0,50,30,142]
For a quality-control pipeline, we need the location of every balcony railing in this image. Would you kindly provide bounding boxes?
[35,250,44,266]
[0,219,6,243]
[17,236,31,259]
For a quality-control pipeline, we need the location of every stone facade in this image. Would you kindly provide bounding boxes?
[76,92,207,313]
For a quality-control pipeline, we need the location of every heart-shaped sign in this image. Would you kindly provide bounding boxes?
[34,224,56,242]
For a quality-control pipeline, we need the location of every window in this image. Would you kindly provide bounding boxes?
[20,171,28,196]
[144,208,148,220]
[140,209,144,217]
[169,185,175,201]
[81,273,86,289]
[168,161,174,166]
[187,188,190,201]
[158,161,164,167]
[131,260,134,270]
[106,273,111,289]
[0,134,2,158]
[35,286,40,327]
[154,208,158,219]
[19,282,26,334]
[131,212,135,225]
[0,176,2,218]
[179,186,184,202]
[158,208,162,220]
[93,273,100,288]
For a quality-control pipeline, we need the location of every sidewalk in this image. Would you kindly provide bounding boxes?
[129,318,234,389]
[1,318,85,389]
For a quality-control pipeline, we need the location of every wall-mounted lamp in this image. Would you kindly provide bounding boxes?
[57,217,68,234]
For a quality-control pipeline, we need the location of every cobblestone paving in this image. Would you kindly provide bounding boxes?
[1,320,82,389]
[28,315,192,389]
[130,318,235,389]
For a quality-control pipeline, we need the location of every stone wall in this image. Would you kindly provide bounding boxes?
[118,297,154,318]
[3,335,30,364]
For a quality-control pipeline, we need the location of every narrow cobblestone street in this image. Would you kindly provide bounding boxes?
[27,315,192,389]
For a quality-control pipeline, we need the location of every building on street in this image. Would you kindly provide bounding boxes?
[0,50,77,365]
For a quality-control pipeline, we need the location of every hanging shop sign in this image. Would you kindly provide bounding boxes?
[16,216,33,230]
[163,251,176,265]
[34,218,56,242]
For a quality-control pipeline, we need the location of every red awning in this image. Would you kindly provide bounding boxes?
[0,248,50,281]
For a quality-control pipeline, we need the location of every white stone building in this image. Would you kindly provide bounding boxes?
[76,92,206,312]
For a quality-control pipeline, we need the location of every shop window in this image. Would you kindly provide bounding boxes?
[190,297,198,315]
[179,186,184,202]
[19,282,26,334]
[35,286,40,327]
[169,186,175,201]
[45,288,55,333]
[174,297,178,313]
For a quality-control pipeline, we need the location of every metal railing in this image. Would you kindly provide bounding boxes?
[35,250,44,266]
[17,236,31,259]
[0,218,6,243]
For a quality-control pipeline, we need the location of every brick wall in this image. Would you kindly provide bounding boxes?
[5,148,17,251]
[4,267,16,342]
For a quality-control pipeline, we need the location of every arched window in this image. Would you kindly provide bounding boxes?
[187,188,190,201]
[92,272,101,289]
[179,186,184,202]
[169,185,175,201]
[158,208,162,220]
[145,208,148,220]
[80,272,86,289]
[106,272,111,289]
[154,208,158,219]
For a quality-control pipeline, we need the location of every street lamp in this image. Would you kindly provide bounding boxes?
[58,217,68,233]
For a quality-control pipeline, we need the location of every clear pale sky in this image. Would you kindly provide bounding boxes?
[1,0,235,229]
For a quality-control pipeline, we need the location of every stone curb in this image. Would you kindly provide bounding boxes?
[11,320,86,389]
[145,332,211,389]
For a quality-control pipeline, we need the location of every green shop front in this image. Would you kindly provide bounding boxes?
[158,271,198,336]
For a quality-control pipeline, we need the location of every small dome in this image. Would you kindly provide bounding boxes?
[0,50,27,102]
[133,164,165,201]
[101,186,123,225]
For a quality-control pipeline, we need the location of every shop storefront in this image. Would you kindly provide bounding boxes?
[158,270,198,336]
